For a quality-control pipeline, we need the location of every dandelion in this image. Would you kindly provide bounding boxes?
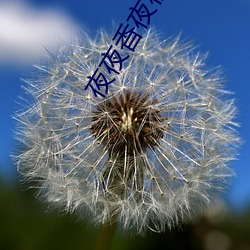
[14,29,239,233]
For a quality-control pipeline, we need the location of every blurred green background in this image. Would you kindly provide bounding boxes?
[1,175,250,250]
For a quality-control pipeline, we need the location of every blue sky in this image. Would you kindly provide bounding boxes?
[0,0,249,210]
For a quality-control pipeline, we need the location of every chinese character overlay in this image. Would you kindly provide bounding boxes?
[127,0,157,29]
[86,0,163,98]
[112,23,143,52]
[99,45,129,74]
[150,0,163,5]
[85,68,115,98]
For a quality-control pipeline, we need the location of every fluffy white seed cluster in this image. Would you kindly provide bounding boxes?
[15,29,239,233]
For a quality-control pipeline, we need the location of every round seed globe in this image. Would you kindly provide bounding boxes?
[14,29,240,233]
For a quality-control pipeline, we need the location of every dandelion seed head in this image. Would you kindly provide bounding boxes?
[14,28,240,233]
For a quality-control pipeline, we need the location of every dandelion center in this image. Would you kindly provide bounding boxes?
[120,107,134,131]
[90,90,164,159]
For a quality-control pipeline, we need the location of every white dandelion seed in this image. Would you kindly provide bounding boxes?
[14,29,240,233]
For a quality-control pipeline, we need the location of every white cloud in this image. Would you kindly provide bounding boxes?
[0,1,78,65]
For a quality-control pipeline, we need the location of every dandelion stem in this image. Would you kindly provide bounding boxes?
[94,221,117,250]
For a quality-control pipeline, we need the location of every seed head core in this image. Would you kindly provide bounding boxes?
[120,107,135,131]
[90,90,165,159]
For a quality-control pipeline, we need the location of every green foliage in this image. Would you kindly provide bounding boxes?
[1,177,250,250]
[0,178,96,250]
